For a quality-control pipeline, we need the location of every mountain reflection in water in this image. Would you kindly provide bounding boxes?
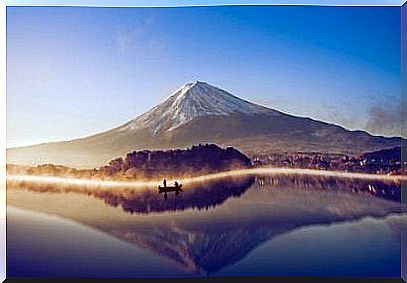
[7,173,407,277]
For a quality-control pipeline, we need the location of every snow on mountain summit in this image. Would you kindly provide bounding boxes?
[119,81,276,134]
[167,81,271,117]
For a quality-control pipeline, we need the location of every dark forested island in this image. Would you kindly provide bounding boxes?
[100,143,252,179]
[7,144,252,180]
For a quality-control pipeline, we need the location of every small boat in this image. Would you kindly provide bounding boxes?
[158,184,183,194]
[158,180,183,199]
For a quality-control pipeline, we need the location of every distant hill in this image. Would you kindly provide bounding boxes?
[7,81,403,168]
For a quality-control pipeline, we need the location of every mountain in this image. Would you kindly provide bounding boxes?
[120,81,274,134]
[7,81,402,168]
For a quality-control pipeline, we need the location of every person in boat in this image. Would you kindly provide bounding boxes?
[158,180,182,193]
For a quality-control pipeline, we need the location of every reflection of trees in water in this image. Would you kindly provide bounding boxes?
[93,176,255,214]
[255,175,401,202]
[8,176,254,214]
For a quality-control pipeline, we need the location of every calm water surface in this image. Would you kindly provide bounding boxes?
[7,174,407,278]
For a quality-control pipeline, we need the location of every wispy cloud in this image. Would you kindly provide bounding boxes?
[257,95,403,138]
[116,14,165,61]
[365,96,401,137]
[117,32,133,53]
[116,16,153,52]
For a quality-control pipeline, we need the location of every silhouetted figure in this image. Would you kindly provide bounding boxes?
[163,179,167,188]
[175,181,180,195]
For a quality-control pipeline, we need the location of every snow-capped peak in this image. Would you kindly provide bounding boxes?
[119,81,276,134]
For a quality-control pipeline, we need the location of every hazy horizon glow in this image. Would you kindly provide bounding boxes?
[6,6,402,147]
[7,167,406,191]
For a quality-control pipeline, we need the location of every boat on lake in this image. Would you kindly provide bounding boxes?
[158,179,183,199]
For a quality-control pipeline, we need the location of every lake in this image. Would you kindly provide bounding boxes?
[6,174,407,278]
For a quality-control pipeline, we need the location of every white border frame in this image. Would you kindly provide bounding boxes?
[1,1,406,282]
[1,1,6,282]
[3,0,407,7]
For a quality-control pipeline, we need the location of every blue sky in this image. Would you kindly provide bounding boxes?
[6,5,402,147]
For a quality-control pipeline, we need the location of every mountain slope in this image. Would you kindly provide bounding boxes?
[115,81,275,134]
[7,81,402,168]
